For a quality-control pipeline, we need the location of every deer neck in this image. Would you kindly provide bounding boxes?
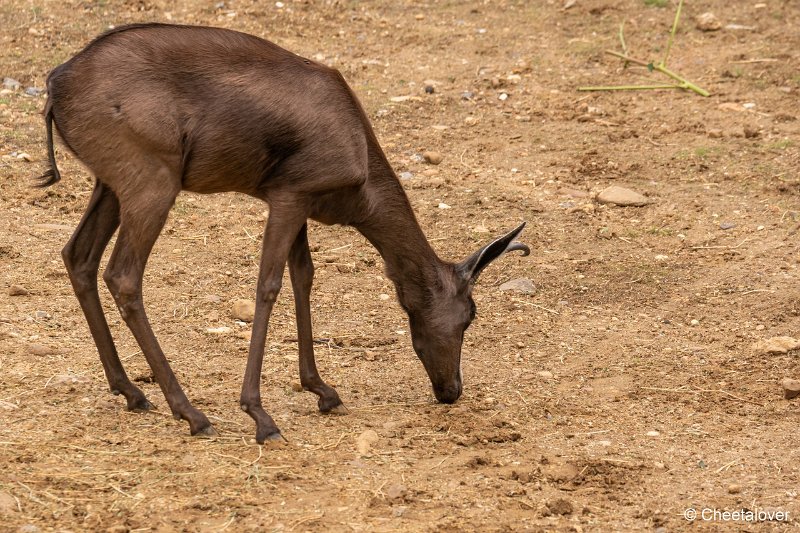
[354,167,443,301]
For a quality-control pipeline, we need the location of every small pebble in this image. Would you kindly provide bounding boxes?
[690,319,700,326]
[464,116,479,126]
[27,343,53,356]
[646,430,660,437]
[356,429,379,456]
[24,87,42,97]
[545,498,573,516]
[728,483,742,494]
[696,12,721,31]
[461,91,475,100]
[290,382,304,392]
[34,310,51,319]
[498,278,535,294]
[399,171,414,180]
[424,85,434,94]
[537,370,553,379]
[378,293,390,301]
[8,284,29,296]
[0,491,17,513]
[16,153,32,162]
[437,202,451,209]
[206,326,232,334]
[49,374,91,387]
[385,483,408,503]
[17,525,40,533]
[781,378,800,400]
[231,299,256,322]
[753,336,800,355]
[422,151,443,165]
[596,186,650,207]
[2,77,21,90]
[498,92,509,101]
[719,222,736,230]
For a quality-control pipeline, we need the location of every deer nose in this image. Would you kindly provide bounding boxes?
[433,381,462,404]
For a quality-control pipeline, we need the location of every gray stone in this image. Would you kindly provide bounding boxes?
[498,278,535,294]
[3,77,21,90]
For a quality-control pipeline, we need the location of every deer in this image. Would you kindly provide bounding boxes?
[39,23,530,443]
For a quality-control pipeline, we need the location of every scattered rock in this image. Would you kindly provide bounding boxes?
[206,326,232,334]
[537,370,553,379]
[719,222,736,230]
[34,310,51,319]
[3,77,21,90]
[424,84,434,94]
[8,285,29,296]
[385,483,408,503]
[0,491,17,514]
[49,374,90,387]
[596,186,650,207]
[728,483,742,494]
[753,336,800,355]
[464,116,479,126]
[690,319,700,326]
[498,278,535,294]
[17,525,39,533]
[437,202,451,209]
[743,125,760,139]
[781,378,800,400]
[707,128,723,138]
[542,462,579,482]
[356,429,379,456]
[461,91,475,100]
[545,498,573,516]
[646,430,660,437]
[27,343,53,357]
[422,151,443,165]
[231,299,255,322]
[16,153,32,162]
[24,87,43,97]
[290,382,304,393]
[399,171,414,180]
[696,12,721,31]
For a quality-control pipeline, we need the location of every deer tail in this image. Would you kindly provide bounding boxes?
[35,98,61,188]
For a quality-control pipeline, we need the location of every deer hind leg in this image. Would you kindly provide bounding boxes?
[103,180,215,437]
[288,224,346,414]
[62,180,151,412]
[240,200,310,443]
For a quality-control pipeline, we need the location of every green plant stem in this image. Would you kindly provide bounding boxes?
[578,84,681,92]
[661,0,684,67]
[605,50,709,96]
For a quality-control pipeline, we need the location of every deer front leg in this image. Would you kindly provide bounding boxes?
[288,224,346,414]
[241,204,309,443]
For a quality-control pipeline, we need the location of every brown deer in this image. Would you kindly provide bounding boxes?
[40,23,530,443]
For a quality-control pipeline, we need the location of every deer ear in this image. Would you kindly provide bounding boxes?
[457,222,530,282]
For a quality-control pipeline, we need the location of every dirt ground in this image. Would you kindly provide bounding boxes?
[1,0,799,531]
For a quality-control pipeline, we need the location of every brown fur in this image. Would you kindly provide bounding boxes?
[41,23,529,443]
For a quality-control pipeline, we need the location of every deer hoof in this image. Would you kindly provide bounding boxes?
[256,430,285,445]
[325,403,350,415]
[192,424,218,438]
[127,398,154,413]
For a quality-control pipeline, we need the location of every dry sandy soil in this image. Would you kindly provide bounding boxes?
[1,0,799,531]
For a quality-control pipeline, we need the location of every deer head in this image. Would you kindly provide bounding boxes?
[395,223,530,403]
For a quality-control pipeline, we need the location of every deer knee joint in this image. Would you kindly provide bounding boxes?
[104,272,142,318]
[257,278,282,305]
